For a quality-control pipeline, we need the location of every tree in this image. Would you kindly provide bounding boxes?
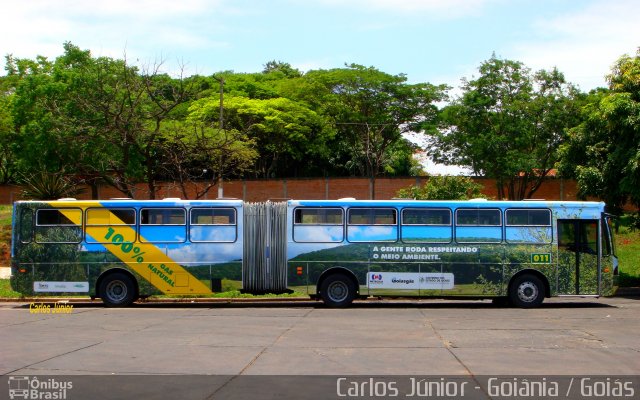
[396,175,484,200]
[8,43,200,199]
[161,119,257,199]
[197,95,334,178]
[558,49,640,212]
[431,55,584,200]
[262,60,302,78]
[0,82,18,184]
[298,64,447,197]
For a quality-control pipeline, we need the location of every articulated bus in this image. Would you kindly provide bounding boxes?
[10,198,618,307]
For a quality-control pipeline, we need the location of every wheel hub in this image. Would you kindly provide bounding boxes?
[517,281,538,303]
[328,281,348,302]
[106,281,127,302]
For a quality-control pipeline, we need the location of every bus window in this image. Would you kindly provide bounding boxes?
[348,208,396,225]
[293,208,344,243]
[401,208,452,243]
[347,208,397,242]
[456,209,501,226]
[189,208,237,242]
[141,208,185,225]
[559,220,598,254]
[602,217,616,256]
[295,208,343,225]
[506,209,550,226]
[455,208,502,243]
[19,209,33,243]
[140,208,186,243]
[505,209,552,243]
[85,208,136,244]
[35,208,83,243]
[191,208,236,225]
[582,222,598,254]
[86,208,136,225]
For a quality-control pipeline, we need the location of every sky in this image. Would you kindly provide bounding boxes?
[2,0,639,94]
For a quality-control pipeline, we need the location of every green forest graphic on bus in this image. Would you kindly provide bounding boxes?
[11,199,618,307]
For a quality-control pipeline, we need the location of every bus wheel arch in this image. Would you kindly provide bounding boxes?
[96,269,139,307]
[508,269,549,308]
[317,268,359,308]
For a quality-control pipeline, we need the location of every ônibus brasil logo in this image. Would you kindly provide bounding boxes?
[8,376,73,399]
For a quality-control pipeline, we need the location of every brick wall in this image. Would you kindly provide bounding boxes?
[1,177,635,210]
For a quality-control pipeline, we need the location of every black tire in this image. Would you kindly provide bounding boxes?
[99,272,137,307]
[319,273,356,308]
[509,274,545,308]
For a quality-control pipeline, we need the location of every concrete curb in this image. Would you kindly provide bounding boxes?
[1,289,639,304]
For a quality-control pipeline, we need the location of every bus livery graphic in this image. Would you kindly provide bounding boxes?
[10,199,618,308]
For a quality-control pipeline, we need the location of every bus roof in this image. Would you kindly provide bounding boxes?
[14,198,245,208]
[288,199,605,208]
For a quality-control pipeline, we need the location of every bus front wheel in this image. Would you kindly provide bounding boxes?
[99,272,137,307]
[509,274,545,308]
[319,274,356,308]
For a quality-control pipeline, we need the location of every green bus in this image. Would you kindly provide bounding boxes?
[10,198,618,307]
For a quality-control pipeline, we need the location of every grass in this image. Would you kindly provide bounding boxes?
[0,279,20,298]
[615,224,640,287]
[0,205,11,269]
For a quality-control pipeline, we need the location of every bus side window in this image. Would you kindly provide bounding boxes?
[293,208,344,243]
[35,208,83,244]
[189,208,237,243]
[19,209,33,243]
[455,209,502,243]
[401,208,452,243]
[85,208,136,244]
[139,208,186,243]
[347,208,397,242]
[505,209,552,244]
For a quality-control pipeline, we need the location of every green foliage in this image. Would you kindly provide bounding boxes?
[160,120,258,198]
[615,217,640,287]
[262,60,302,78]
[558,49,640,212]
[9,42,640,209]
[280,64,447,195]
[626,213,640,232]
[396,175,485,200]
[0,280,21,298]
[384,140,424,176]
[20,171,86,200]
[191,95,334,178]
[0,73,18,184]
[433,55,584,200]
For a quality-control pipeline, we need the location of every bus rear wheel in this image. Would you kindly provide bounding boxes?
[320,273,356,308]
[509,274,545,308]
[99,272,137,307]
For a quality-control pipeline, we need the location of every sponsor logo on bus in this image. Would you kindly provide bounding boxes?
[369,274,384,285]
[367,272,455,290]
[33,282,89,293]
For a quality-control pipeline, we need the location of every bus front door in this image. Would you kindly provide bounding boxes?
[557,220,599,295]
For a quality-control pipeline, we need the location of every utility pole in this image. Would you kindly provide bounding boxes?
[213,75,224,198]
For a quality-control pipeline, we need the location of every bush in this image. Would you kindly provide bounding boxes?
[396,175,485,200]
[628,213,640,232]
[20,172,86,200]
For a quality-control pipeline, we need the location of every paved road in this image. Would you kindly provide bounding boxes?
[1,296,639,398]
